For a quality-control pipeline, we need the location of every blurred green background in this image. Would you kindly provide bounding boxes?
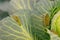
[0,10,9,20]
